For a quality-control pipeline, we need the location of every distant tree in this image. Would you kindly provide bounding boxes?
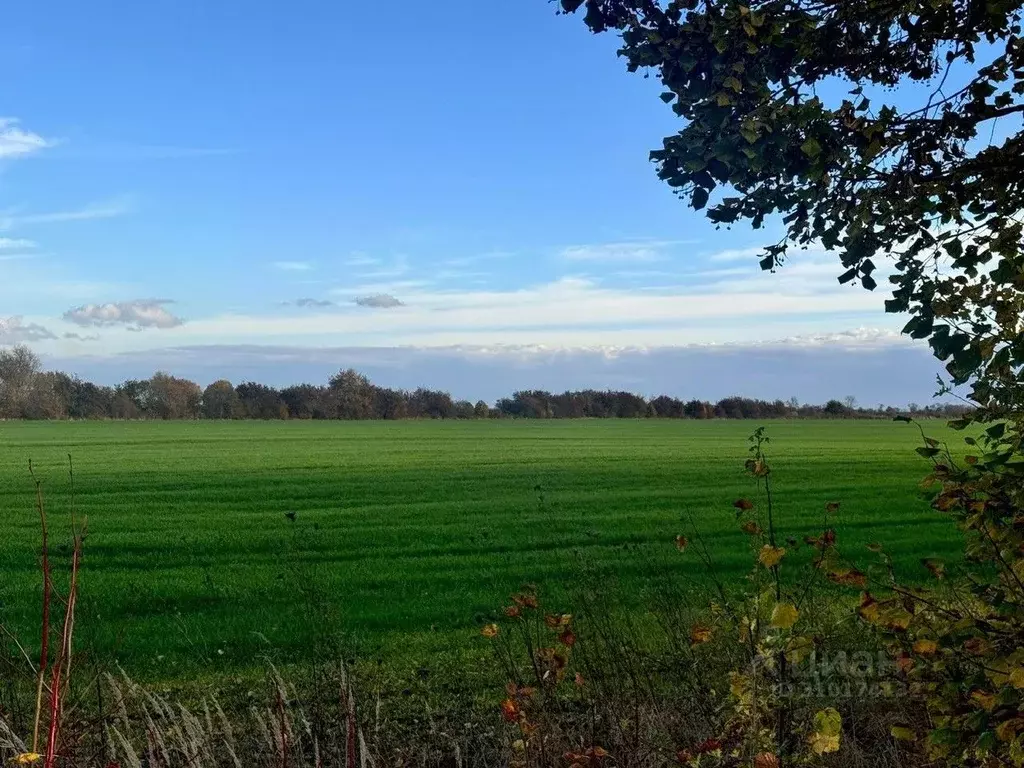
[373,387,409,420]
[824,399,851,418]
[203,380,244,419]
[0,344,42,418]
[280,383,330,420]
[409,387,455,419]
[66,377,113,419]
[507,390,555,419]
[328,369,375,419]
[649,394,683,418]
[235,382,286,419]
[474,400,490,419]
[453,400,476,419]
[610,391,649,418]
[22,371,68,419]
[147,372,201,419]
[684,399,713,419]
[112,379,152,419]
[715,396,750,419]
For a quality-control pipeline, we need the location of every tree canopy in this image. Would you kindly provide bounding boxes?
[561,0,1024,418]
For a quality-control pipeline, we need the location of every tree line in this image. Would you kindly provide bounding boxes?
[0,344,969,421]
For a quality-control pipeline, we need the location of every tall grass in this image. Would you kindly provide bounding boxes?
[0,433,953,768]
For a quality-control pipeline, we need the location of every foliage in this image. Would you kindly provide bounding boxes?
[561,6,1024,761]
[845,417,1024,765]
[560,0,1024,422]
[669,428,860,765]
[0,346,973,420]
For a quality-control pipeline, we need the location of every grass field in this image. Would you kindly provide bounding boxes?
[0,419,962,679]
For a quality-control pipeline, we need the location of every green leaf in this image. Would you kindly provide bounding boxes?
[809,709,842,754]
[916,446,941,458]
[801,137,823,157]
[986,422,1007,440]
[691,187,710,210]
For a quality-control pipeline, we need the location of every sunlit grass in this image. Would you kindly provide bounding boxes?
[0,419,961,679]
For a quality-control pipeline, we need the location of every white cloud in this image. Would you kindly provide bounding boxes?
[273,261,313,271]
[344,253,381,267]
[561,240,686,263]
[0,237,36,249]
[62,331,100,342]
[0,199,132,229]
[443,251,513,267]
[0,118,52,159]
[0,316,56,343]
[86,271,894,354]
[333,279,433,296]
[62,299,184,330]
[706,246,770,263]
[354,294,405,309]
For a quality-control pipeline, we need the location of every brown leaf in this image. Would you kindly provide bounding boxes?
[689,624,713,646]
[740,520,762,535]
[500,699,520,722]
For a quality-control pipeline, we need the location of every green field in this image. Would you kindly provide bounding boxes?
[0,419,962,679]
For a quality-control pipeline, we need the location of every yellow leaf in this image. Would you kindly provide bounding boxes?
[858,593,880,623]
[729,671,749,700]
[890,725,915,741]
[1011,667,1024,689]
[913,639,938,656]
[770,603,799,629]
[971,690,997,711]
[481,623,499,638]
[9,756,42,766]
[785,635,815,664]
[808,708,842,755]
[882,607,913,631]
[758,545,786,568]
[996,718,1024,742]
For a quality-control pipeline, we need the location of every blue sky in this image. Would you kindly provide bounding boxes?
[0,1,944,402]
